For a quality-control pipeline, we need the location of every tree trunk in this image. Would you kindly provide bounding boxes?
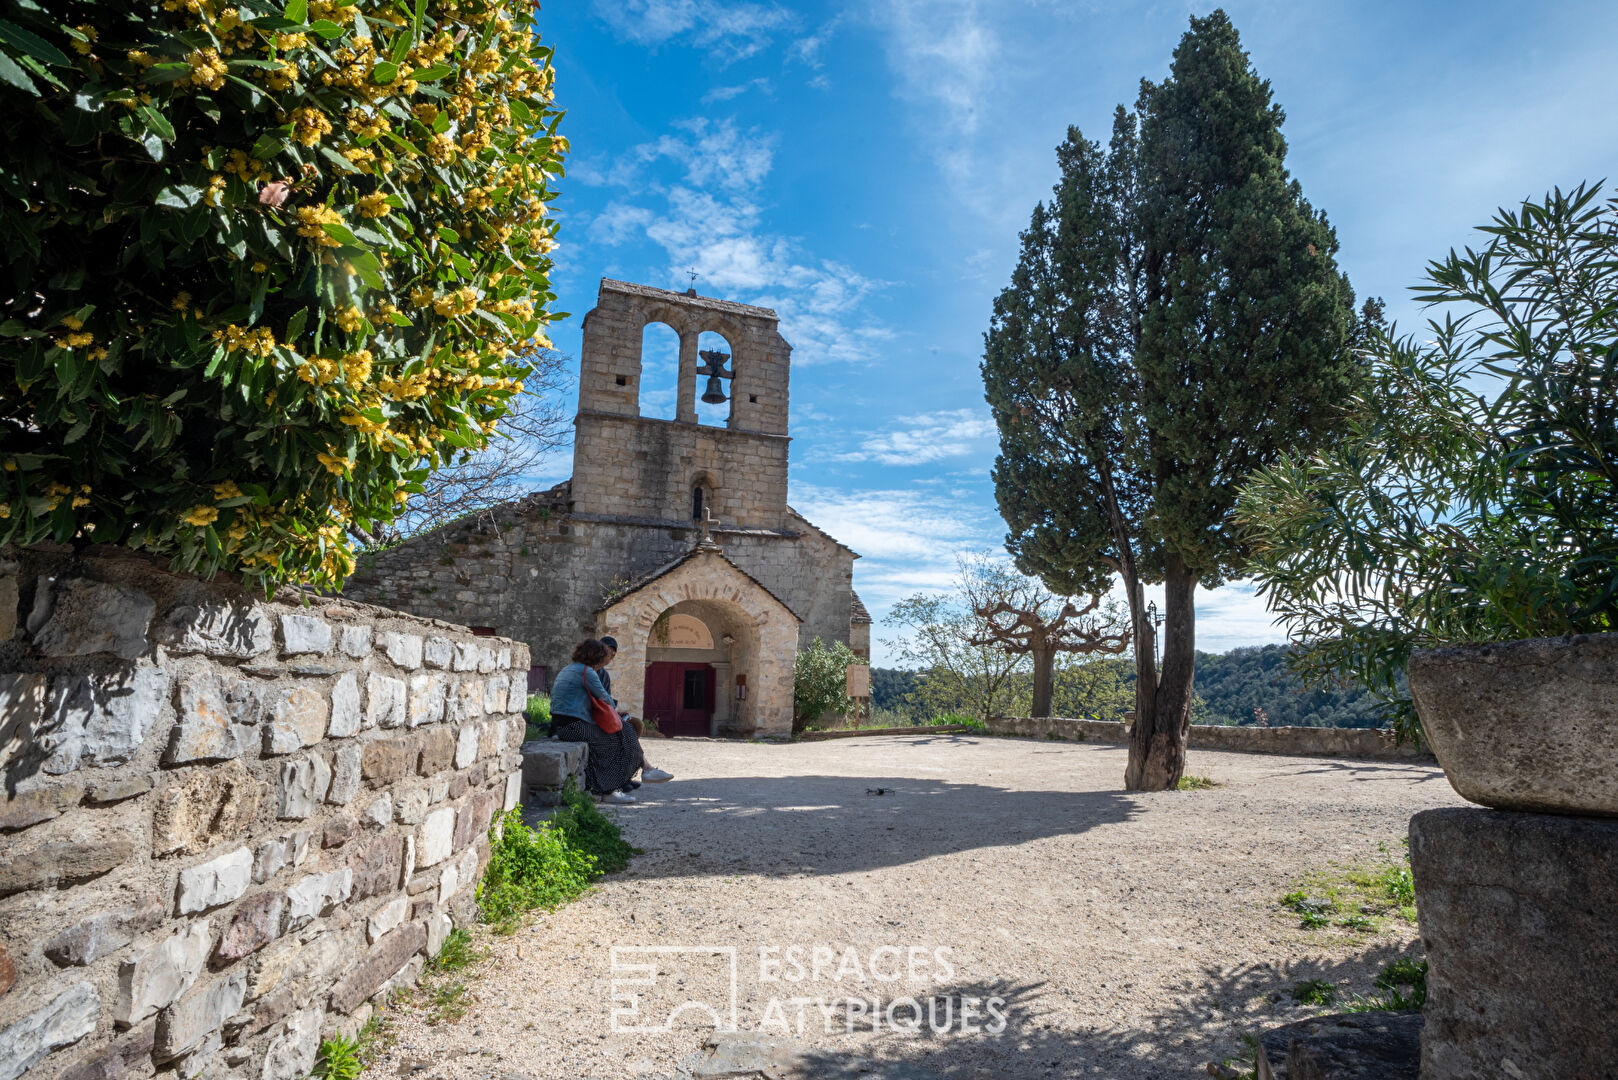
[1125,555,1195,790]
[1031,645,1055,717]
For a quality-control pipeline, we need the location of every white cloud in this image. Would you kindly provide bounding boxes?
[702,77,773,103]
[592,0,797,61]
[868,0,999,137]
[835,409,997,465]
[581,119,891,365]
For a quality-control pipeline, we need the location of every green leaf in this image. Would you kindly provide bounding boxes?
[308,19,345,39]
[0,19,71,66]
[285,307,308,342]
[436,225,459,244]
[62,418,90,444]
[319,146,360,173]
[389,31,410,63]
[371,60,398,84]
[411,62,453,81]
[143,62,194,85]
[250,133,285,160]
[0,51,37,95]
[138,105,175,143]
[154,184,202,210]
[284,0,308,23]
[321,222,363,248]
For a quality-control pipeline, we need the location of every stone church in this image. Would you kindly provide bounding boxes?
[344,279,869,738]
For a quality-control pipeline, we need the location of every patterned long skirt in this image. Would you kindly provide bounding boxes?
[550,716,644,795]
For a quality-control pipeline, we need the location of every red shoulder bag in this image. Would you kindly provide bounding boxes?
[585,678,623,734]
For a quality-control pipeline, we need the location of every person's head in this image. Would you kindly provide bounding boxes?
[571,638,609,668]
[600,635,618,664]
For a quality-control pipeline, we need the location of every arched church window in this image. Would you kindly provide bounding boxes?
[691,485,704,521]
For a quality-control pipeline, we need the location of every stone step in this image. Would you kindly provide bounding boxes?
[519,739,586,795]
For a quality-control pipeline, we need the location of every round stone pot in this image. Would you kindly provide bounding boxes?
[1408,633,1618,816]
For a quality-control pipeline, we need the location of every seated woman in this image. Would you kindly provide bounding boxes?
[549,638,672,804]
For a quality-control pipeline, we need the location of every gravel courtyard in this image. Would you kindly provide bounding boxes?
[379,734,1463,1080]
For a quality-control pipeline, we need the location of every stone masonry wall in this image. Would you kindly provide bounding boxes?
[0,546,529,1080]
[985,715,1433,761]
[345,509,854,685]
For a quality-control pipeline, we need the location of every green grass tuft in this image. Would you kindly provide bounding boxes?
[311,1035,363,1080]
[1290,979,1338,1006]
[1176,774,1219,790]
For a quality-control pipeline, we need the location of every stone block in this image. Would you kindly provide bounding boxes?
[476,647,497,674]
[482,677,507,714]
[508,673,528,715]
[214,891,286,962]
[479,719,504,760]
[368,896,408,943]
[425,912,451,957]
[362,793,392,829]
[0,981,100,1080]
[366,672,406,729]
[115,921,210,1027]
[1411,807,1618,1080]
[53,1023,155,1080]
[0,942,13,995]
[177,846,253,914]
[417,807,455,867]
[167,672,250,764]
[383,631,424,670]
[45,894,165,966]
[407,672,447,727]
[452,641,478,671]
[153,759,262,857]
[84,773,153,806]
[264,687,328,754]
[284,868,352,930]
[521,741,583,790]
[0,781,84,831]
[454,791,496,852]
[323,814,357,848]
[159,602,273,659]
[504,771,521,811]
[1258,1010,1421,1080]
[454,724,479,769]
[393,786,428,825]
[447,771,468,800]
[277,754,331,819]
[328,921,426,1014]
[349,835,404,900]
[328,672,362,737]
[30,578,155,660]
[0,826,136,897]
[328,742,362,806]
[261,1007,322,1080]
[154,971,246,1060]
[40,667,171,774]
[448,679,483,722]
[436,861,458,903]
[417,727,454,776]
[278,613,331,656]
[361,737,412,786]
[338,624,373,659]
[423,636,453,668]
[253,838,288,884]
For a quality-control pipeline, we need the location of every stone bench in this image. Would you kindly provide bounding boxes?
[520,739,586,807]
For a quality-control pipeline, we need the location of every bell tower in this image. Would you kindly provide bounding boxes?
[570,279,793,531]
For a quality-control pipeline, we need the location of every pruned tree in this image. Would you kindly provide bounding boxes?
[982,10,1367,789]
[963,566,1130,718]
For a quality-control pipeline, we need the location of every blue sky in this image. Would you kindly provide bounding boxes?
[532,0,1618,665]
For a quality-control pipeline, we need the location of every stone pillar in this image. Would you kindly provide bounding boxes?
[1410,807,1618,1079]
[676,330,698,424]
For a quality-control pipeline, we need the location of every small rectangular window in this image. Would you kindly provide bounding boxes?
[615,375,628,386]
[682,668,707,709]
[749,395,758,403]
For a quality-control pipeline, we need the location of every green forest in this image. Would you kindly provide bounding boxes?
[873,644,1398,729]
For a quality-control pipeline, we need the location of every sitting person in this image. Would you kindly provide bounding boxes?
[549,638,672,804]
[597,636,645,738]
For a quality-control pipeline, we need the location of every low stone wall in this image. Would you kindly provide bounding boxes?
[986,715,1432,761]
[0,546,529,1080]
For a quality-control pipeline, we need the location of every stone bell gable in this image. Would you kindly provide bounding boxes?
[343,278,859,737]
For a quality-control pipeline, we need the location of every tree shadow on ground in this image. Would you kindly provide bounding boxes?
[614,773,1140,879]
[778,940,1421,1079]
[1258,759,1448,785]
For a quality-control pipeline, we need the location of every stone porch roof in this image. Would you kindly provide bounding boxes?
[594,542,802,622]
[850,591,872,625]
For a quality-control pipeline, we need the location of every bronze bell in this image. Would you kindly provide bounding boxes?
[701,375,728,405]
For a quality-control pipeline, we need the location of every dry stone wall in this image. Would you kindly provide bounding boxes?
[985,715,1433,761]
[0,546,528,1080]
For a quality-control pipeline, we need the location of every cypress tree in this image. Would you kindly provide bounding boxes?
[982,10,1365,789]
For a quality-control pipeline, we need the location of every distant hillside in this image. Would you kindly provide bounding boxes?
[872,643,1395,729]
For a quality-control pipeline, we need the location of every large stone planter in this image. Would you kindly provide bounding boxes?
[1408,633,1618,816]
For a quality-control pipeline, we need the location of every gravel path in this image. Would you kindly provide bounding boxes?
[377,734,1463,1080]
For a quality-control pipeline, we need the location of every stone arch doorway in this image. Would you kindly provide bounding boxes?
[642,601,751,737]
[595,544,801,737]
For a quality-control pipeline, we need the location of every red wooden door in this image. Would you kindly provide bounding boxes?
[644,662,714,737]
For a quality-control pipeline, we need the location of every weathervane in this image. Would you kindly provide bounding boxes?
[685,267,699,294]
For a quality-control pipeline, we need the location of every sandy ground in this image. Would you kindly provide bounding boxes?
[373,734,1463,1080]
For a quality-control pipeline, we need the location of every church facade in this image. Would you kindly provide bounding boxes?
[343,279,868,737]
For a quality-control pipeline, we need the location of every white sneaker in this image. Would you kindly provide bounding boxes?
[640,768,674,783]
[603,791,637,804]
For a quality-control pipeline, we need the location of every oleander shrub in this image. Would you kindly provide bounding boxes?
[0,0,564,591]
